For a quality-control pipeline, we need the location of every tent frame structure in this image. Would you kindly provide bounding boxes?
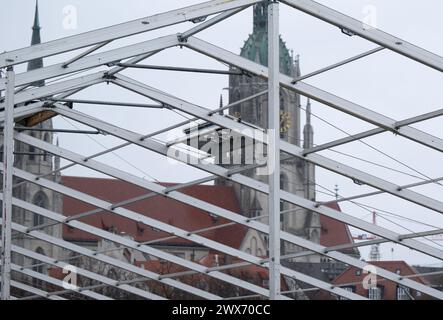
[1,0,443,300]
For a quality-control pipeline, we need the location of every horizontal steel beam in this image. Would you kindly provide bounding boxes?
[11,245,165,300]
[52,102,443,261]
[293,46,385,82]
[3,217,217,300]
[320,175,443,206]
[185,37,443,153]
[11,134,365,300]
[110,75,443,220]
[3,171,274,300]
[117,63,244,76]
[0,0,263,68]
[0,104,45,124]
[0,35,180,91]
[0,73,106,108]
[48,98,164,109]
[179,6,249,40]
[62,41,112,68]
[9,279,65,300]
[19,110,443,299]
[10,263,112,300]
[280,0,443,73]
[306,107,443,155]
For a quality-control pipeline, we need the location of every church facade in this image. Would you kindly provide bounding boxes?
[218,3,320,260]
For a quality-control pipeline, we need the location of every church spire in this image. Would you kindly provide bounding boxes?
[306,98,312,126]
[303,98,313,149]
[219,94,224,115]
[253,3,268,32]
[28,0,44,86]
[303,98,315,201]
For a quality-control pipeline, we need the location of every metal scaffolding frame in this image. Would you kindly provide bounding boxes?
[1,0,443,300]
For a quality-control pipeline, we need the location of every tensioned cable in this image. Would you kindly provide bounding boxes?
[300,104,443,189]
[60,116,160,182]
[326,149,431,182]
[311,178,443,249]
[279,160,443,248]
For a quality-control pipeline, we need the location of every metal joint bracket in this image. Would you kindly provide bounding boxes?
[103,73,117,82]
[341,27,356,37]
[190,16,207,24]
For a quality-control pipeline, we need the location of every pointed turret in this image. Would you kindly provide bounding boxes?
[253,2,268,32]
[219,94,224,115]
[303,98,315,201]
[28,0,45,87]
[303,98,313,149]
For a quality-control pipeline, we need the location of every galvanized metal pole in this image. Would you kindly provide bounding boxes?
[1,67,15,300]
[267,1,282,300]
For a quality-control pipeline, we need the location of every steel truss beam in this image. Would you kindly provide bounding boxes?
[280,0,443,73]
[1,0,443,300]
[306,107,443,155]
[13,120,443,299]
[8,279,65,300]
[0,50,162,127]
[1,217,219,300]
[108,75,443,227]
[0,36,180,91]
[48,99,164,109]
[184,37,443,153]
[0,73,106,109]
[293,46,385,82]
[1,172,276,300]
[10,135,365,300]
[159,40,443,216]
[8,163,359,300]
[0,0,263,68]
[11,245,165,300]
[1,170,280,296]
[10,263,112,300]
[0,103,45,123]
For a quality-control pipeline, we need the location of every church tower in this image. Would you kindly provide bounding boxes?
[220,3,321,260]
[10,0,62,273]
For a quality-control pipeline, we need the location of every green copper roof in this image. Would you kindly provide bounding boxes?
[240,3,294,76]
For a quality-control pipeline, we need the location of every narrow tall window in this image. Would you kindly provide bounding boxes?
[33,191,48,226]
[368,286,383,300]
[397,286,411,300]
[32,247,45,288]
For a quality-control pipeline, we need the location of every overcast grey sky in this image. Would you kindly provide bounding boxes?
[1,0,443,266]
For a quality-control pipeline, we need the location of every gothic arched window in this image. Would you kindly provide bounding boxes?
[32,192,48,226]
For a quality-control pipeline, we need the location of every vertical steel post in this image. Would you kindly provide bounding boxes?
[267,1,282,300]
[1,67,15,300]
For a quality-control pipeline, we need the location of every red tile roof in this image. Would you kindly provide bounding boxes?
[61,176,247,249]
[318,260,429,300]
[61,176,355,251]
[136,254,287,291]
[321,202,356,252]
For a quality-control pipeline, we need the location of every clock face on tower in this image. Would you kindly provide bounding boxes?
[280,111,292,133]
